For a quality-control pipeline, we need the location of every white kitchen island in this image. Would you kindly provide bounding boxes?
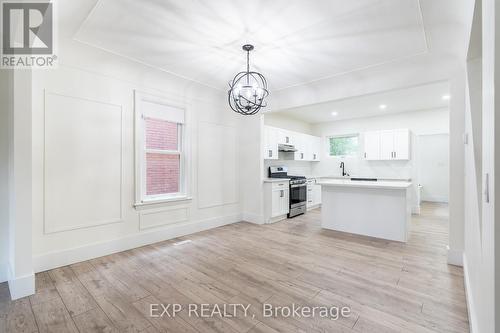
[317,179,412,242]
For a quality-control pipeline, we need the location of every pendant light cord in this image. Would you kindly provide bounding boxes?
[246,50,250,85]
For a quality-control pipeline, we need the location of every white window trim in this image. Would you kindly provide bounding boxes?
[134,91,191,207]
[326,133,360,158]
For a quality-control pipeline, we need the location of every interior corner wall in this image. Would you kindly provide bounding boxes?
[239,115,265,224]
[0,69,12,283]
[8,69,35,299]
[448,69,466,265]
[31,38,243,272]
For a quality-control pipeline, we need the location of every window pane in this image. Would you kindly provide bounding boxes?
[329,136,359,156]
[145,117,178,150]
[146,153,180,195]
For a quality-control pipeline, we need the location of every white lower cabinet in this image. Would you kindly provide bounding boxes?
[306,179,322,209]
[264,181,289,223]
[272,187,289,217]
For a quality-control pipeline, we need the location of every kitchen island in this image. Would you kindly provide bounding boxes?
[317,179,412,242]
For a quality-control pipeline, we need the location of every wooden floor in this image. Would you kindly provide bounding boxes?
[0,202,468,333]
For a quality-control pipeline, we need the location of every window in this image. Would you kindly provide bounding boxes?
[135,92,187,204]
[328,134,359,157]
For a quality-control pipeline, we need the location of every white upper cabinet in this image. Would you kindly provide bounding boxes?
[379,130,395,160]
[263,126,321,162]
[363,129,410,161]
[392,129,410,160]
[277,129,294,145]
[309,136,321,161]
[363,131,380,160]
[294,133,307,161]
[263,126,279,160]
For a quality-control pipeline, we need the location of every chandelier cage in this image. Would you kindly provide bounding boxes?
[228,44,269,115]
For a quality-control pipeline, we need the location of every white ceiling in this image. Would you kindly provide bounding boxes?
[73,0,429,91]
[272,81,450,123]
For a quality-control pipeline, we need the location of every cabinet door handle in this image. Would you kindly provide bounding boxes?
[364,152,367,158]
[286,136,289,143]
[301,153,304,159]
[280,190,284,197]
[268,150,272,157]
[314,154,316,159]
[394,151,396,158]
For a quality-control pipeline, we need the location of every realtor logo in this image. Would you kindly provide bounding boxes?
[1,1,57,68]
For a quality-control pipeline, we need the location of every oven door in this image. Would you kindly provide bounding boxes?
[290,183,307,208]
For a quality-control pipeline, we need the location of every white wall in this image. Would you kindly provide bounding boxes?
[448,68,467,266]
[263,113,313,134]
[0,70,12,283]
[31,37,242,271]
[416,134,449,202]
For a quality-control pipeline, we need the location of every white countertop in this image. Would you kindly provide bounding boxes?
[318,175,412,182]
[263,178,290,183]
[317,179,412,189]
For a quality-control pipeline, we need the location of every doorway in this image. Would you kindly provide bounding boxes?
[416,133,450,203]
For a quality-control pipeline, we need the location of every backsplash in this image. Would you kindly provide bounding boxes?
[313,157,414,180]
[264,159,313,177]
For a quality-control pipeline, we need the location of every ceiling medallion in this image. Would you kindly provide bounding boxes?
[228,44,269,115]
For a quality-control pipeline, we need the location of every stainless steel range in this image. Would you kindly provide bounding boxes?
[268,166,307,218]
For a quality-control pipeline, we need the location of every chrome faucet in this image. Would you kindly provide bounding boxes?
[340,162,349,177]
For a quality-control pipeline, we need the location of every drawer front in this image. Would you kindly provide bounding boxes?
[272,181,289,189]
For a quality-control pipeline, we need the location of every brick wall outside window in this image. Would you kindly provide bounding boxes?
[145,117,180,195]
[145,117,178,150]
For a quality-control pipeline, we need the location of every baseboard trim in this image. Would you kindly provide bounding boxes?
[447,246,463,266]
[34,213,241,273]
[463,254,477,333]
[242,212,264,225]
[421,196,449,203]
[0,262,8,283]
[8,264,35,300]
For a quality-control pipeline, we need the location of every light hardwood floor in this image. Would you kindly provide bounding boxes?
[0,202,468,332]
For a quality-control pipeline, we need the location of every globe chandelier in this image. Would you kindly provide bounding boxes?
[228,44,269,115]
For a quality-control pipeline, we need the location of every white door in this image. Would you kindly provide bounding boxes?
[379,130,394,160]
[272,188,289,216]
[271,189,281,216]
[364,131,380,160]
[393,129,410,160]
[417,134,449,202]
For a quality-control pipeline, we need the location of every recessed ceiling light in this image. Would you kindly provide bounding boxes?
[379,104,387,110]
[331,111,338,116]
[442,95,451,100]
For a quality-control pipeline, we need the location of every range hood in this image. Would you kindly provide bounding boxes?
[278,144,297,152]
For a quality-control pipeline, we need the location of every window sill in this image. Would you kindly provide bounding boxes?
[134,196,192,209]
